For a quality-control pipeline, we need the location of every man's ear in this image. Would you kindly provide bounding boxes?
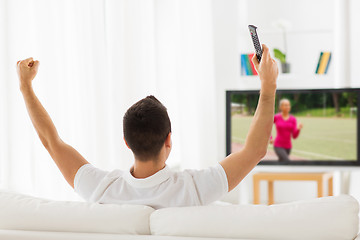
[165,132,172,149]
[124,137,131,149]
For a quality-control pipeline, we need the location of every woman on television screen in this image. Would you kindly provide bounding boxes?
[270,98,303,162]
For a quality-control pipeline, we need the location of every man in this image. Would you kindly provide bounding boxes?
[17,44,278,209]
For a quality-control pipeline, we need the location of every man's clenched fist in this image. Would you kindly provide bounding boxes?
[16,57,40,89]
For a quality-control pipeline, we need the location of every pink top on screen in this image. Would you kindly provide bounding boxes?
[273,113,300,149]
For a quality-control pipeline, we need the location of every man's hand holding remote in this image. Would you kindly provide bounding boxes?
[252,44,278,97]
[220,44,278,191]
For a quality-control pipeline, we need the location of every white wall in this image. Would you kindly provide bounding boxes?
[0,0,220,200]
[240,0,334,78]
[348,0,360,200]
[350,0,360,87]
[212,0,360,204]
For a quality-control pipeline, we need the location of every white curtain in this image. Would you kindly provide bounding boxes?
[0,0,219,200]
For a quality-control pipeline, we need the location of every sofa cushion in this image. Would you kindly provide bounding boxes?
[0,190,154,235]
[150,195,359,240]
[0,230,243,240]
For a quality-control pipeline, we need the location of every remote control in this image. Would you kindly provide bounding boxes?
[248,25,262,62]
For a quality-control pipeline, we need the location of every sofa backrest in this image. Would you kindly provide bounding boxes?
[0,190,358,240]
[150,195,359,240]
[0,190,154,235]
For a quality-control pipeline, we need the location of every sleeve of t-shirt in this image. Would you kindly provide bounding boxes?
[74,164,111,202]
[292,117,300,139]
[186,163,229,205]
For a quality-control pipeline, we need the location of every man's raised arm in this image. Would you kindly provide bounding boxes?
[17,58,88,188]
[220,44,278,191]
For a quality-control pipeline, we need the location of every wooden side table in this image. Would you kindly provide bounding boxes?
[253,172,333,205]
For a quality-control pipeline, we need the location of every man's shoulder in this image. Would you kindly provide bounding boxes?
[107,168,124,178]
[81,164,124,182]
[175,164,226,179]
[167,168,205,182]
[168,168,193,180]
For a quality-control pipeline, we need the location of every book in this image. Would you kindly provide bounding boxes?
[316,52,331,74]
[244,54,252,75]
[241,54,249,75]
[241,55,247,75]
[240,53,258,76]
[318,52,330,74]
[315,52,323,74]
[248,53,258,75]
[324,53,332,74]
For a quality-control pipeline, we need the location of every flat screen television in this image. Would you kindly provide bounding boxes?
[226,88,360,166]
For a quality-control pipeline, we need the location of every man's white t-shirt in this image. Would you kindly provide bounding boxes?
[74,163,228,209]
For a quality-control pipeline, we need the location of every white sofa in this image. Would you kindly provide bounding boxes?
[0,190,358,240]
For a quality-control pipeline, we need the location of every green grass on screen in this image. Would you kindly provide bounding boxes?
[231,115,356,161]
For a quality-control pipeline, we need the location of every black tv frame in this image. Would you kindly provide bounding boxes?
[226,88,360,166]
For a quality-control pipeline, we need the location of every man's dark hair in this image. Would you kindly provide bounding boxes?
[123,95,171,161]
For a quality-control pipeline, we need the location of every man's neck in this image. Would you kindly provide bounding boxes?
[131,159,166,179]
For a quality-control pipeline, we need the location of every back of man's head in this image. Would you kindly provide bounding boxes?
[123,95,171,161]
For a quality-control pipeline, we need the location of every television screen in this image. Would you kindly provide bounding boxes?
[226,89,360,166]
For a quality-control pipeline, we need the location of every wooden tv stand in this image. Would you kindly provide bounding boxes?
[253,172,333,205]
